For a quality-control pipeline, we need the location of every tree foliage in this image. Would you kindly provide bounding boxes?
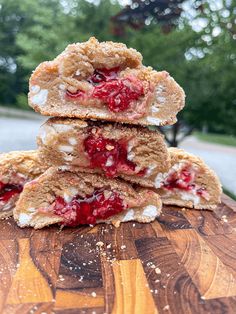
[0,0,235,135]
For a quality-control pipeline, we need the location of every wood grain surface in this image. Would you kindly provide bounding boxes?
[0,194,236,314]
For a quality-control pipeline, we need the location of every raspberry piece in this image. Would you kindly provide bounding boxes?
[53,189,126,226]
[92,78,144,112]
[163,166,209,200]
[88,67,119,84]
[66,67,144,113]
[66,90,85,98]
[164,167,195,191]
[84,134,145,178]
[196,187,208,198]
[0,181,23,202]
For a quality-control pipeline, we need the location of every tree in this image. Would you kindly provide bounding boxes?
[0,0,31,107]
[124,0,236,138]
[16,0,121,70]
[183,0,236,135]
[11,0,120,108]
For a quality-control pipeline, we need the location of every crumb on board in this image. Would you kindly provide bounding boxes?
[96,241,104,247]
[221,215,228,222]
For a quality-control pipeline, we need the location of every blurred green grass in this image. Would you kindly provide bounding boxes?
[223,187,236,201]
[195,132,236,147]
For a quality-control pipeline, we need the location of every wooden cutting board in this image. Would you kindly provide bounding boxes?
[0,194,236,314]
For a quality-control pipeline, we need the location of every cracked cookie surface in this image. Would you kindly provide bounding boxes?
[29,37,185,126]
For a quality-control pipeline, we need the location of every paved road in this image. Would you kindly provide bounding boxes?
[180,136,236,195]
[0,117,235,194]
[0,116,45,152]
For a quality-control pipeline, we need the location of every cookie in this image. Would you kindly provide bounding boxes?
[155,148,222,210]
[37,117,170,187]
[29,37,185,126]
[14,167,162,229]
[0,150,46,218]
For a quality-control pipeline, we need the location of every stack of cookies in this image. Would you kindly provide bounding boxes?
[0,38,222,229]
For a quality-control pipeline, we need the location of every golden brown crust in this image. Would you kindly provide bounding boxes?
[157,148,222,210]
[0,150,47,218]
[0,211,14,219]
[28,37,185,126]
[0,150,46,178]
[37,117,171,187]
[14,167,162,229]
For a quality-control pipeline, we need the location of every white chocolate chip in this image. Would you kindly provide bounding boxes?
[154,173,165,188]
[127,141,135,161]
[58,84,66,90]
[157,96,166,103]
[156,85,164,94]
[68,187,78,195]
[63,193,74,203]
[38,124,56,144]
[179,191,200,206]
[151,106,160,113]
[28,207,36,213]
[145,164,157,177]
[68,137,77,145]
[53,124,74,132]
[18,213,33,227]
[59,145,73,153]
[31,85,40,93]
[122,209,135,222]
[127,152,135,161]
[146,116,163,126]
[64,155,73,162]
[31,89,48,106]
[142,205,159,218]
[105,156,114,167]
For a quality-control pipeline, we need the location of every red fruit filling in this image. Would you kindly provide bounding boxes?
[66,67,144,113]
[0,181,23,203]
[92,77,144,112]
[84,134,146,178]
[88,67,119,84]
[66,90,85,98]
[163,166,208,198]
[53,189,126,226]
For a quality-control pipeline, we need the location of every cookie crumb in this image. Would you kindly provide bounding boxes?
[106,144,115,151]
[155,267,161,274]
[221,215,228,222]
[58,275,65,281]
[96,241,104,247]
